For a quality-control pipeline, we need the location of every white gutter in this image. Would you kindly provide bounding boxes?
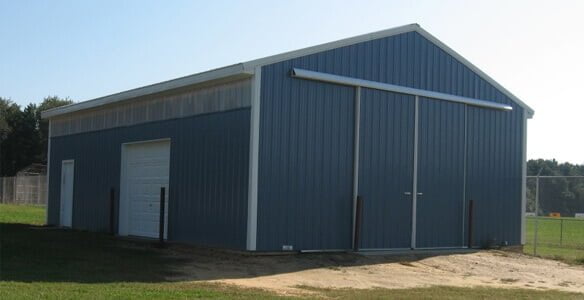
[291,68,513,112]
[41,64,254,119]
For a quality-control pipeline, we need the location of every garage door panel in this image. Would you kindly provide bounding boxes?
[120,140,170,239]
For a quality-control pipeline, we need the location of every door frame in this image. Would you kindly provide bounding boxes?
[410,96,420,249]
[118,138,171,238]
[60,159,75,227]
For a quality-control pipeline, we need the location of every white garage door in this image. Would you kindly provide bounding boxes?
[119,139,170,239]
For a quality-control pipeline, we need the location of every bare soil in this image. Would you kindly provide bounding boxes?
[165,249,584,295]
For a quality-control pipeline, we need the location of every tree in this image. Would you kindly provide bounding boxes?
[0,98,21,176]
[1,103,39,176]
[0,96,72,176]
[0,98,13,176]
[36,96,73,164]
[527,159,584,217]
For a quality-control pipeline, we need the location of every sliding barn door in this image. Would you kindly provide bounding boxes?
[358,89,415,249]
[415,98,466,248]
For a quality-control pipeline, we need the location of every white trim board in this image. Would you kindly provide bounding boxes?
[42,24,533,120]
[521,110,528,244]
[291,68,512,111]
[351,87,361,248]
[45,120,52,225]
[246,67,261,251]
[411,96,420,249]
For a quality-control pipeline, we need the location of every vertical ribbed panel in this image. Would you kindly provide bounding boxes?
[358,89,415,249]
[257,61,355,251]
[416,98,466,248]
[258,30,524,250]
[47,108,250,249]
[466,104,523,247]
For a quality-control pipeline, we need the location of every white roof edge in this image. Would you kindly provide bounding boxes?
[43,23,534,119]
[241,23,421,69]
[42,63,253,119]
[413,27,534,118]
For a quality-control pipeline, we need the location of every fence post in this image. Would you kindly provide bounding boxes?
[533,168,542,256]
[1,177,5,203]
[37,175,41,205]
[13,176,17,204]
[560,218,563,247]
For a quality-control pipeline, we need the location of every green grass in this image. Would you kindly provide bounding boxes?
[298,285,583,299]
[525,217,584,264]
[0,204,582,299]
[0,282,282,299]
[0,204,45,225]
[1,283,582,300]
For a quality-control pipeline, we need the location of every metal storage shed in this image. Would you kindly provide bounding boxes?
[42,24,534,252]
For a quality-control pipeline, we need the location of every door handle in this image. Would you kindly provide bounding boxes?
[417,192,423,196]
[404,192,412,195]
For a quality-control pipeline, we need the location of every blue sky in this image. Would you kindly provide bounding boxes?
[1,0,583,162]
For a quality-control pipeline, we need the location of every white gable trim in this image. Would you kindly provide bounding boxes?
[415,27,534,118]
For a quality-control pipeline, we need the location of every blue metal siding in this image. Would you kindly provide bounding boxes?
[466,104,524,247]
[258,30,524,250]
[358,89,415,249]
[416,98,466,248]
[257,63,355,251]
[48,108,250,249]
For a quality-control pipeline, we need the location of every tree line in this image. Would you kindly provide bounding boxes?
[0,96,72,177]
[527,159,584,216]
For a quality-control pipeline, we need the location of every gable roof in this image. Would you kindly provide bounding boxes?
[42,24,534,119]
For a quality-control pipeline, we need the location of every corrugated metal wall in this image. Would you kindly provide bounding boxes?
[257,70,355,251]
[48,108,250,249]
[257,30,524,250]
[416,98,466,248]
[358,89,414,250]
[466,100,524,247]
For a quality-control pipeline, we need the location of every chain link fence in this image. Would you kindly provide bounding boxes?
[526,175,584,262]
[0,175,47,205]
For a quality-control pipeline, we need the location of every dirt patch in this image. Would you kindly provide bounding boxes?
[164,249,584,295]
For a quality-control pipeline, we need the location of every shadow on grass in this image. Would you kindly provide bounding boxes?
[1,222,472,284]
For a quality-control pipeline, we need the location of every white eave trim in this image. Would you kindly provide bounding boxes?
[41,64,254,119]
[291,68,513,111]
[242,24,419,69]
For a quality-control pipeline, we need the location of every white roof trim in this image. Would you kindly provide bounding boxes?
[291,68,513,111]
[414,27,534,118]
[241,24,420,69]
[43,23,533,119]
[42,64,254,119]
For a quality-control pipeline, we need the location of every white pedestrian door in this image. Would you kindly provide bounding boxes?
[119,140,170,239]
[60,160,74,227]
